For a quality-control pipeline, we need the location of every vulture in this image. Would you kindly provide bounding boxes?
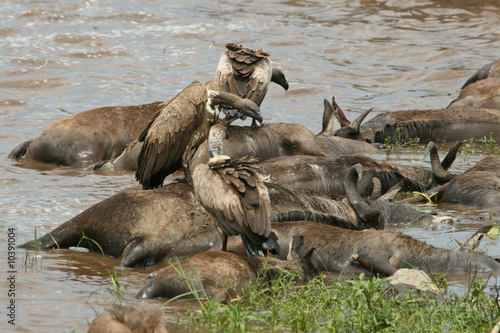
[192,154,279,257]
[216,43,289,127]
[136,80,262,189]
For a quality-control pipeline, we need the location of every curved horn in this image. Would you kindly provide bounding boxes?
[357,168,376,198]
[351,108,373,131]
[369,177,382,201]
[377,180,403,202]
[441,141,464,171]
[425,142,452,184]
[345,164,382,229]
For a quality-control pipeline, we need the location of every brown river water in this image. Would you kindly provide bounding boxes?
[1,0,500,331]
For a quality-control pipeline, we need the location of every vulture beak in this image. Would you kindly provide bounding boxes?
[240,100,263,124]
[271,68,289,91]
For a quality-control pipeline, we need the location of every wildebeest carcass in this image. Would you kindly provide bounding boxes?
[8,102,163,168]
[20,162,451,267]
[272,221,500,275]
[403,156,500,210]
[258,141,459,197]
[333,103,500,145]
[136,235,316,301]
[89,100,379,173]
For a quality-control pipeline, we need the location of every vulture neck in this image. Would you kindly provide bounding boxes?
[208,124,227,158]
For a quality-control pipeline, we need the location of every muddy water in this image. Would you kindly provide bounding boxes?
[1,0,500,331]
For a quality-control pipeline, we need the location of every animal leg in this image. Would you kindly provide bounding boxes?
[118,238,159,267]
[351,254,397,276]
[222,233,228,252]
[8,140,32,159]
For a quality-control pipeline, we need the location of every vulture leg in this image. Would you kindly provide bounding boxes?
[181,122,212,183]
[221,233,228,252]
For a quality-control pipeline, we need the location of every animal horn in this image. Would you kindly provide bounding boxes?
[377,181,404,202]
[425,142,453,184]
[351,108,373,131]
[441,141,464,171]
[369,177,382,201]
[357,168,376,198]
[456,225,496,252]
[344,164,382,229]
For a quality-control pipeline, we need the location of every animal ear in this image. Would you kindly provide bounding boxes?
[287,234,305,262]
[318,98,335,136]
[331,96,351,128]
[286,235,319,282]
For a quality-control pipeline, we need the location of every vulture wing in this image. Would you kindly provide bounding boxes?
[136,81,208,189]
[193,156,272,241]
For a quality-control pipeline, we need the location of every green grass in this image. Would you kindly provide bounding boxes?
[477,134,499,156]
[383,126,421,155]
[461,136,500,160]
[178,272,500,332]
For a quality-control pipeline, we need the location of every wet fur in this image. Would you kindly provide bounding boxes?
[20,172,441,266]
[136,251,285,301]
[88,305,167,333]
[273,221,500,275]
[8,102,163,168]
[439,156,500,209]
[20,183,221,267]
[448,77,500,110]
[335,107,500,144]
[258,154,441,196]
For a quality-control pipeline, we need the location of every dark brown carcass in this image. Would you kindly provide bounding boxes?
[9,102,163,168]
[334,105,500,145]
[272,221,500,275]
